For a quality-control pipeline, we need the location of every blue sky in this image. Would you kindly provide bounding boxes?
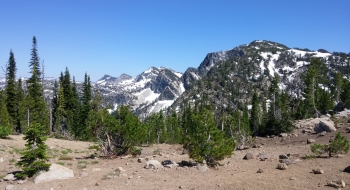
[0,0,349,81]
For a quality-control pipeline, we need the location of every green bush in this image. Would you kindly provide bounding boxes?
[0,125,12,138]
[311,132,349,157]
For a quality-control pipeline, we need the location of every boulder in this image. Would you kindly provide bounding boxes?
[137,158,145,163]
[34,164,74,184]
[276,163,287,170]
[258,153,268,161]
[144,160,163,169]
[314,121,336,133]
[161,160,173,166]
[307,139,315,144]
[5,185,16,190]
[243,153,254,160]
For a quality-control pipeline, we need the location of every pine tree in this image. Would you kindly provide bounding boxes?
[0,90,13,138]
[250,92,260,136]
[5,50,17,132]
[26,37,49,133]
[76,73,92,140]
[16,79,27,133]
[183,108,234,166]
[15,124,51,179]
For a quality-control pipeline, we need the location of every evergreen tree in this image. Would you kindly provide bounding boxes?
[16,79,27,133]
[183,108,234,166]
[0,90,13,137]
[29,36,41,77]
[26,37,49,133]
[341,77,350,108]
[250,92,260,136]
[75,73,92,139]
[51,80,59,132]
[15,124,51,179]
[5,50,17,132]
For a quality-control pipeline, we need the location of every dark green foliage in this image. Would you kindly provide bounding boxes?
[5,50,17,132]
[26,37,49,133]
[15,79,27,133]
[183,108,234,166]
[0,91,12,137]
[311,132,349,157]
[15,124,51,179]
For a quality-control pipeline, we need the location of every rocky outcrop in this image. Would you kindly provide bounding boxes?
[314,121,336,133]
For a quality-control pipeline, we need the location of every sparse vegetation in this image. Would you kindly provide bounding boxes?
[59,155,74,160]
[311,132,349,157]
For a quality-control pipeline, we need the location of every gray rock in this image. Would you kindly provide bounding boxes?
[287,153,299,158]
[346,127,350,133]
[276,163,287,170]
[258,153,268,161]
[319,131,327,136]
[314,121,336,133]
[312,168,323,174]
[0,157,3,162]
[243,153,254,160]
[3,173,15,181]
[34,164,74,184]
[115,167,126,173]
[257,168,263,173]
[307,139,315,144]
[144,160,163,169]
[326,179,345,188]
[279,133,288,137]
[137,158,145,163]
[5,185,16,190]
[196,164,208,172]
[279,159,295,165]
[79,172,88,178]
[279,154,289,159]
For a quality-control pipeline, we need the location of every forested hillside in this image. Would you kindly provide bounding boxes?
[1,38,350,164]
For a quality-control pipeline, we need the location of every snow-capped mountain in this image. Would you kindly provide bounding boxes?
[94,67,185,117]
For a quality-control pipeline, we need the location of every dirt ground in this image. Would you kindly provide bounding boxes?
[1,118,350,190]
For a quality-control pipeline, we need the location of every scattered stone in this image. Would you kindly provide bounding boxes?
[179,185,184,189]
[243,153,254,160]
[252,144,262,148]
[121,155,131,159]
[92,168,102,172]
[279,133,288,137]
[314,121,336,133]
[161,160,173,166]
[279,159,295,165]
[289,177,296,180]
[144,160,163,169]
[343,166,350,173]
[257,168,263,173]
[115,167,126,173]
[3,173,15,181]
[128,175,133,179]
[0,157,3,162]
[319,131,327,136]
[258,153,268,161]
[137,158,145,163]
[346,127,350,133]
[5,185,16,190]
[302,129,312,133]
[95,182,100,186]
[196,164,208,172]
[276,163,288,170]
[287,153,300,158]
[79,172,88,178]
[307,139,315,144]
[279,154,289,159]
[312,168,324,174]
[119,173,128,178]
[326,179,345,188]
[34,164,74,184]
